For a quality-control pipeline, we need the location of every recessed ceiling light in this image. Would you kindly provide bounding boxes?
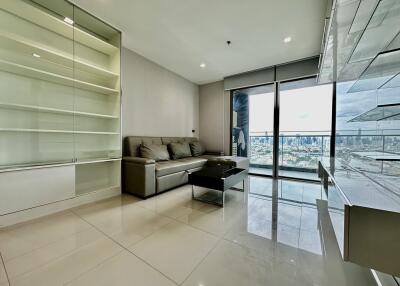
[64,17,74,25]
[33,53,41,58]
[200,63,206,68]
[284,36,292,43]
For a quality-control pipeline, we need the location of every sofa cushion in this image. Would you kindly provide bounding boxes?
[124,136,162,157]
[156,157,207,177]
[140,144,170,161]
[123,156,155,164]
[189,141,205,157]
[168,143,192,160]
[161,137,197,145]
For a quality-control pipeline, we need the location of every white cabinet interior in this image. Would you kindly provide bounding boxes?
[0,0,121,214]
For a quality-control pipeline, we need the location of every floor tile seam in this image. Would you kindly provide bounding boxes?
[134,201,209,219]
[61,249,125,286]
[1,220,94,264]
[0,210,77,233]
[4,220,97,263]
[132,215,221,247]
[123,218,178,249]
[70,204,180,249]
[71,210,179,286]
[4,228,106,280]
[178,235,223,286]
[0,211,89,241]
[0,252,10,286]
[169,211,235,239]
[155,206,197,221]
[6,234,110,283]
[220,235,277,265]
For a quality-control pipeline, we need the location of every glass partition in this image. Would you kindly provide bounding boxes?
[0,0,121,194]
[0,0,75,168]
[231,78,333,180]
[232,84,275,176]
[331,0,400,192]
[279,78,332,180]
[0,0,121,170]
[336,82,400,192]
[72,6,121,162]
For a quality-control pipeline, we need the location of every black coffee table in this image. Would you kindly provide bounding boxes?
[188,166,248,207]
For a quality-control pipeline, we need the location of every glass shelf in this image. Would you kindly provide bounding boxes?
[0,102,119,119]
[348,49,400,93]
[0,59,119,96]
[1,0,119,55]
[381,72,400,89]
[381,113,400,121]
[348,0,400,63]
[0,128,119,135]
[353,151,400,161]
[0,0,121,170]
[0,32,119,79]
[0,0,122,215]
[319,0,400,84]
[348,103,400,122]
[0,160,74,173]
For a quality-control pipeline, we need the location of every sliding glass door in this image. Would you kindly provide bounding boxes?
[279,78,333,180]
[231,77,333,180]
[232,84,275,176]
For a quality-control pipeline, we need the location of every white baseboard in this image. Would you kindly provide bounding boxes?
[0,186,121,228]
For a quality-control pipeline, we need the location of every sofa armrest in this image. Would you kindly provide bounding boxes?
[123,156,155,165]
[122,157,156,198]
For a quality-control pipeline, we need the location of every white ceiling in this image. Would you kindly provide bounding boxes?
[71,0,329,85]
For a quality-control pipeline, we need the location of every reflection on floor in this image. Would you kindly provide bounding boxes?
[0,177,377,286]
[250,166,273,176]
[250,167,319,180]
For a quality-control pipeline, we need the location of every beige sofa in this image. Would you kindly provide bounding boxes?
[122,136,249,198]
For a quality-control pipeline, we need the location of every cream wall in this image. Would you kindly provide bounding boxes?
[199,81,230,154]
[121,48,199,138]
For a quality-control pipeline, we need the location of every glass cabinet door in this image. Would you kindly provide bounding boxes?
[72,6,121,162]
[0,0,75,168]
[0,0,122,169]
[279,78,332,180]
[232,84,275,176]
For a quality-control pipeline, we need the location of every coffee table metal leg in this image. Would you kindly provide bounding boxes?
[191,186,224,207]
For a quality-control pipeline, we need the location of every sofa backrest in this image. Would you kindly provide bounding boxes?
[161,137,198,145]
[123,136,198,157]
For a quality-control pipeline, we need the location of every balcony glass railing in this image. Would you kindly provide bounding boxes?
[234,130,400,177]
[248,131,331,172]
[335,131,400,176]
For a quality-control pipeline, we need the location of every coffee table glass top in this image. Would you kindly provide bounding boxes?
[189,165,245,179]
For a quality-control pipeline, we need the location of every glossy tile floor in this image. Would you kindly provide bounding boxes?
[0,176,378,286]
[249,167,319,181]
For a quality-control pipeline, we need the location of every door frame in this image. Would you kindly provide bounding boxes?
[229,75,336,181]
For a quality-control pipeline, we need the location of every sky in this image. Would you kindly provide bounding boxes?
[249,84,333,135]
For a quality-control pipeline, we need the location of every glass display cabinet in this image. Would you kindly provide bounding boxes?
[318,0,400,278]
[0,0,121,213]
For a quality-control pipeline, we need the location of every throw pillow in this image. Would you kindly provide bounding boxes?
[140,144,170,161]
[168,143,192,159]
[189,141,205,157]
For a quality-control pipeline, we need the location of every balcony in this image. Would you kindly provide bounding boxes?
[232,131,400,180]
[243,132,330,179]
